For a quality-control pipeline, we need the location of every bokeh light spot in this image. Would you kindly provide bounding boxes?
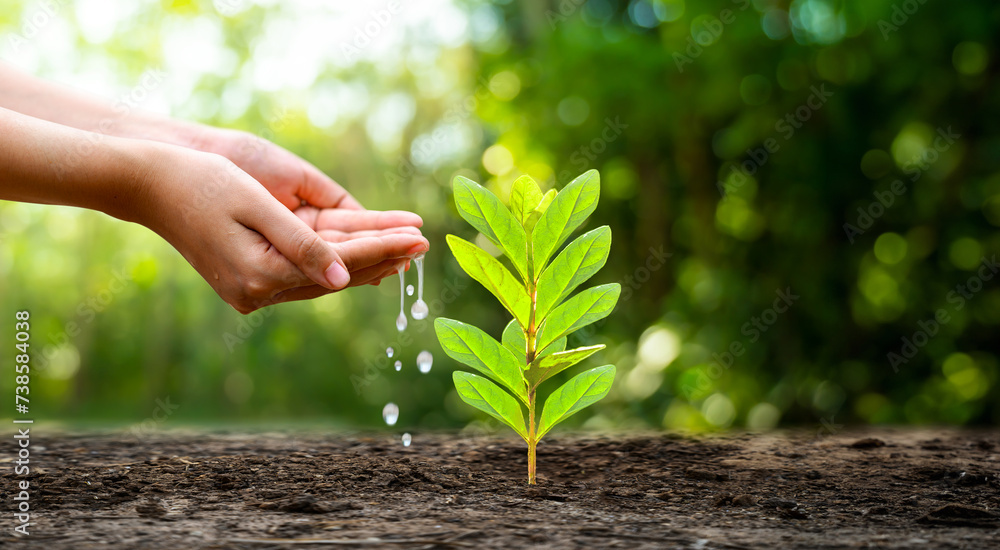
[948,237,982,270]
[489,70,521,101]
[761,9,790,40]
[637,325,681,370]
[482,144,514,175]
[746,402,781,431]
[659,0,685,22]
[942,353,988,401]
[953,42,989,76]
[891,122,933,168]
[702,393,736,428]
[860,149,893,179]
[557,96,590,126]
[44,345,81,381]
[603,159,639,200]
[873,232,907,265]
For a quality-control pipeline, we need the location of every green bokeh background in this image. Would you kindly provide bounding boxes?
[1,0,998,432]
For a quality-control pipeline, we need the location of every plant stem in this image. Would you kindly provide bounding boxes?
[527,390,536,485]
[525,284,538,484]
[525,244,538,484]
[525,220,538,485]
[526,286,537,363]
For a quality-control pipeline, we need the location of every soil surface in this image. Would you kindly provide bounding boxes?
[2,428,999,549]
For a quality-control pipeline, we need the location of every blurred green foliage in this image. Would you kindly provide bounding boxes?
[1,0,998,432]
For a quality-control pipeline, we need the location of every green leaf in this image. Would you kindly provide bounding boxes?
[531,170,601,278]
[446,235,530,327]
[453,371,528,440]
[452,176,528,279]
[504,320,565,364]
[509,175,543,226]
[536,226,611,322]
[501,319,526,360]
[536,283,620,351]
[536,189,557,213]
[524,189,556,233]
[435,318,527,402]
[537,365,615,438]
[538,337,566,359]
[526,344,605,386]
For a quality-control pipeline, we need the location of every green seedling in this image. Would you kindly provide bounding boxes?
[434,169,621,484]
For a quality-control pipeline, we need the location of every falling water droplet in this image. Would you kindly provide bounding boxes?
[396,264,407,331]
[411,301,428,320]
[394,360,402,371]
[406,284,414,296]
[382,403,399,426]
[386,347,394,358]
[402,433,412,447]
[410,254,428,320]
[417,350,433,373]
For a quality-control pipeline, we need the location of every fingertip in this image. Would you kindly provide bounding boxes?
[383,210,423,228]
[405,240,430,257]
[324,261,351,290]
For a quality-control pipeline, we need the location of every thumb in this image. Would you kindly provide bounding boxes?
[248,202,351,290]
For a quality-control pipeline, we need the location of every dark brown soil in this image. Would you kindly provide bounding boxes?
[3,428,1000,549]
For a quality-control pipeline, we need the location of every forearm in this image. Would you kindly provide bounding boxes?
[0,62,202,149]
[0,106,155,223]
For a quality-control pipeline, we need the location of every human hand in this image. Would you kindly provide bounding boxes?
[191,127,364,211]
[136,144,428,313]
[294,206,425,286]
[187,125,425,290]
[293,206,424,242]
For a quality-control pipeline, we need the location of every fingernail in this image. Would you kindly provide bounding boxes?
[406,244,428,256]
[325,262,350,289]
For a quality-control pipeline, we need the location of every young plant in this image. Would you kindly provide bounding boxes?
[434,169,620,484]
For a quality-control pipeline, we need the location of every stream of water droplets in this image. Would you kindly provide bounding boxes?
[410,255,428,320]
[395,263,407,331]
[384,254,436,445]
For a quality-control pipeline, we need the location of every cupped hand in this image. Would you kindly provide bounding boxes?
[188,126,425,268]
[293,206,425,287]
[137,145,428,313]
[293,205,424,241]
